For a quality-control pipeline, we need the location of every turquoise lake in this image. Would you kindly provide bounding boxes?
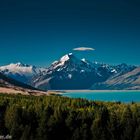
[61,91,140,102]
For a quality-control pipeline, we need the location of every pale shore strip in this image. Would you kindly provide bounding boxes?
[0,87,48,96]
[1,88,140,96]
[48,90,140,95]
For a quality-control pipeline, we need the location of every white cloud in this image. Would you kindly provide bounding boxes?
[73,47,95,51]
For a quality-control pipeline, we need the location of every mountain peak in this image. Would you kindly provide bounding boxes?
[50,53,87,71]
[8,62,29,67]
[15,62,26,67]
[81,58,86,62]
[60,53,74,62]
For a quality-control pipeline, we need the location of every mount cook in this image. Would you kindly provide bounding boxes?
[0,53,139,90]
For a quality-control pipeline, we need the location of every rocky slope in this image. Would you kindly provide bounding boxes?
[91,67,140,90]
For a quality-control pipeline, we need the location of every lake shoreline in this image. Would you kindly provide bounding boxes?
[48,90,140,95]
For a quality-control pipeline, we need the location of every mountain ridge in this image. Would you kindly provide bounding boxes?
[32,53,138,90]
[0,53,139,90]
[0,62,47,85]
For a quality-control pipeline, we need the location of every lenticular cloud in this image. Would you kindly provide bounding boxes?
[73,47,95,51]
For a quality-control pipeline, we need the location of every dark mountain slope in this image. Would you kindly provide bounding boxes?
[0,72,36,90]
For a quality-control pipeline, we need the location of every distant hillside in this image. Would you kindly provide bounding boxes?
[91,67,140,90]
[0,72,47,95]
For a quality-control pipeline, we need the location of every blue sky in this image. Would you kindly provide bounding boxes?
[0,0,140,67]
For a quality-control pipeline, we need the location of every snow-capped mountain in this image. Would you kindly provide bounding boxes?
[0,54,137,90]
[0,62,46,85]
[33,53,127,90]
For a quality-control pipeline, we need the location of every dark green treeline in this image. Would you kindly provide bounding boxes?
[0,93,140,140]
